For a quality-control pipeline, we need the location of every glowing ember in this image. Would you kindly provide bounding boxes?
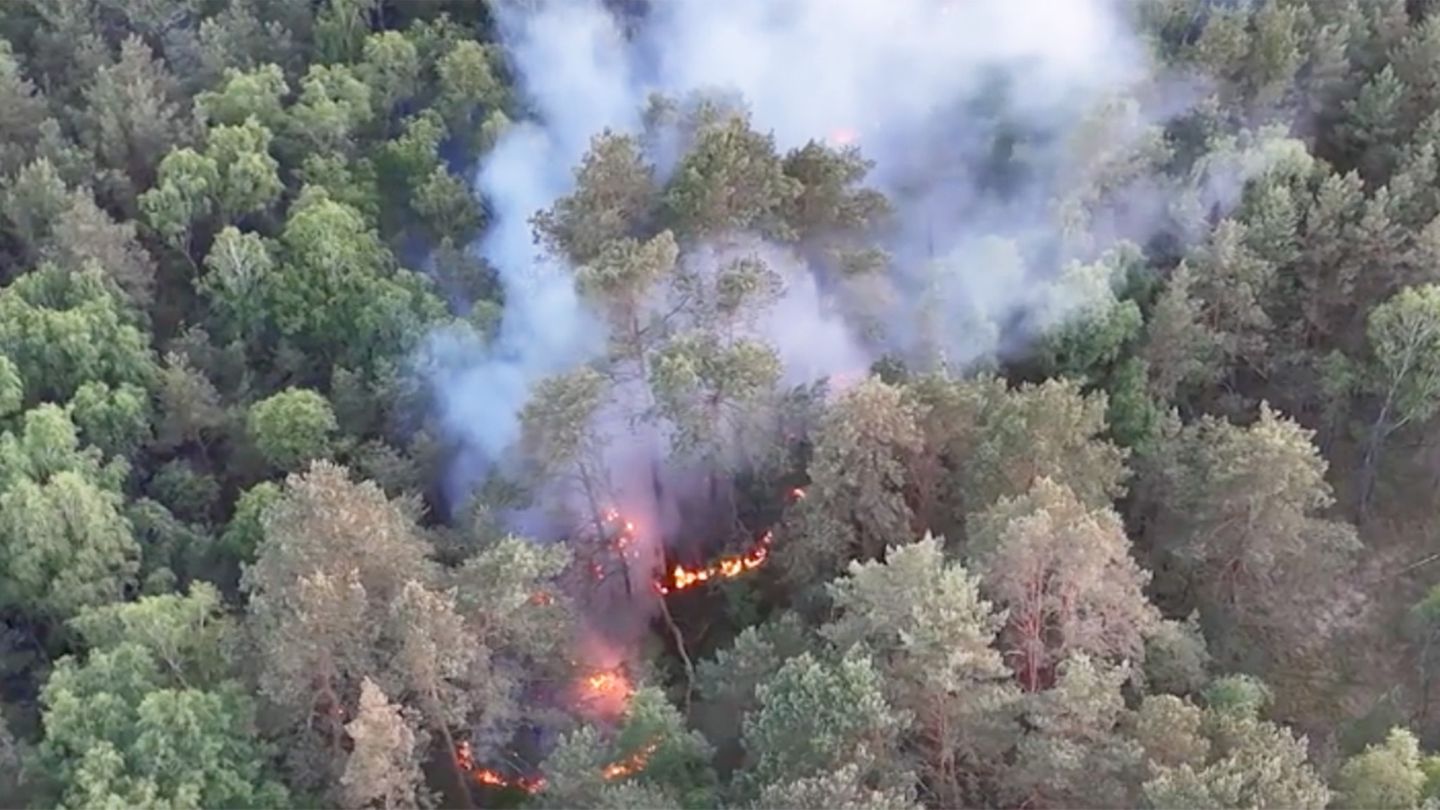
[529,590,553,605]
[656,531,774,594]
[789,487,807,501]
[601,741,660,781]
[577,666,635,719]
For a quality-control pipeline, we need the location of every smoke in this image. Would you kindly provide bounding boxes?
[421,0,1284,525]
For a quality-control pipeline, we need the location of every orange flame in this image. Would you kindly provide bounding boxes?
[656,531,774,594]
[601,741,660,780]
[789,486,807,502]
[456,743,548,795]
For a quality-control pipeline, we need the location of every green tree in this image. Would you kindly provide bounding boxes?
[289,64,374,154]
[247,388,338,471]
[1002,655,1142,809]
[0,263,155,405]
[663,112,802,241]
[1145,405,1359,681]
[36,642,288,809]
[436,40,506,140]
[821,535,1018,807]
[358,31,421,117]
[78,35,190,207]
[1360,285,1440,511]
[198,226,274,343]
[265,187,444,368]
[533,132,657,265]
[1333,727,1426,810]
[738,651,911,798]
[195,64,289,131]
[68,380,151,458]
[776,376,922,587]
[1140,688,1329,809]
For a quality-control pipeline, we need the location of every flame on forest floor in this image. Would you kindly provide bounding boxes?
[455,742,546,795]
[601,740,660,780]
[655,530,775,594]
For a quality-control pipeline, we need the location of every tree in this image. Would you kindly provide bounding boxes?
[775,376,922,587]
[1141,263,1222,402]
[0,470,138,622]
[153,351,225,451]
[68,581,237,689]
[821,536,1018,807]
[1139,686,1329,809]
[970,478,1159,692]
[247,388,338,471]
[47,192,158,306]
[358,31,421,117]
[738,651,911,798]
[36,642,288,809]
[754,764,920,810]
[1145,404,1359,672]
[1333,727,1426,810]
[1002,655,1142,809]
[138,147,218,254]
[199,226,274,343]
[435,40,505,140]
[0,41,54,178]
[289,64,374,154]
[538,687,716,809]
[962,378,1129,523]
[68,381,151,458]
[0,263,155,405]
[195,64,289,131]
[243,462,437,795]
[265,187,444,368]
[533,131,657,265]
[662,112,802,241]
[1360,284,1440,512]
[78,35,190,208]
[206,118,283,220]
[340,678,426,810]
[1143,614,1212,697]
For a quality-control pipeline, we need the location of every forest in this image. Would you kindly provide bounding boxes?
[11,0,1440,807]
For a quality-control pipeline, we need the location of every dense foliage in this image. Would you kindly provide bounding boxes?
[9,1,1440,809]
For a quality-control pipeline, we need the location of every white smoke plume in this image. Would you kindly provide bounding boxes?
[420,0,1283,529]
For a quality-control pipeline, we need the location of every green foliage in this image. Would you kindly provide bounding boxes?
[37,642,288,809]
[246,388,338,471]
[0,263,155,405]
[739,651,911,797]
[67,381,151,458]
[1334,727,1426,809]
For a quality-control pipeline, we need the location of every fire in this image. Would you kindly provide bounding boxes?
[529,590,553,605]
[829,127,859,146]
[585,670,624,696]
[576,666,634,720]
[456,742,547,795]
[656,530,774,594]
[789,486,807,501]
[601,741,660,780]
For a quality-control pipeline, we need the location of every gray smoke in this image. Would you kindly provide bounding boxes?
[421,0,1286,516]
